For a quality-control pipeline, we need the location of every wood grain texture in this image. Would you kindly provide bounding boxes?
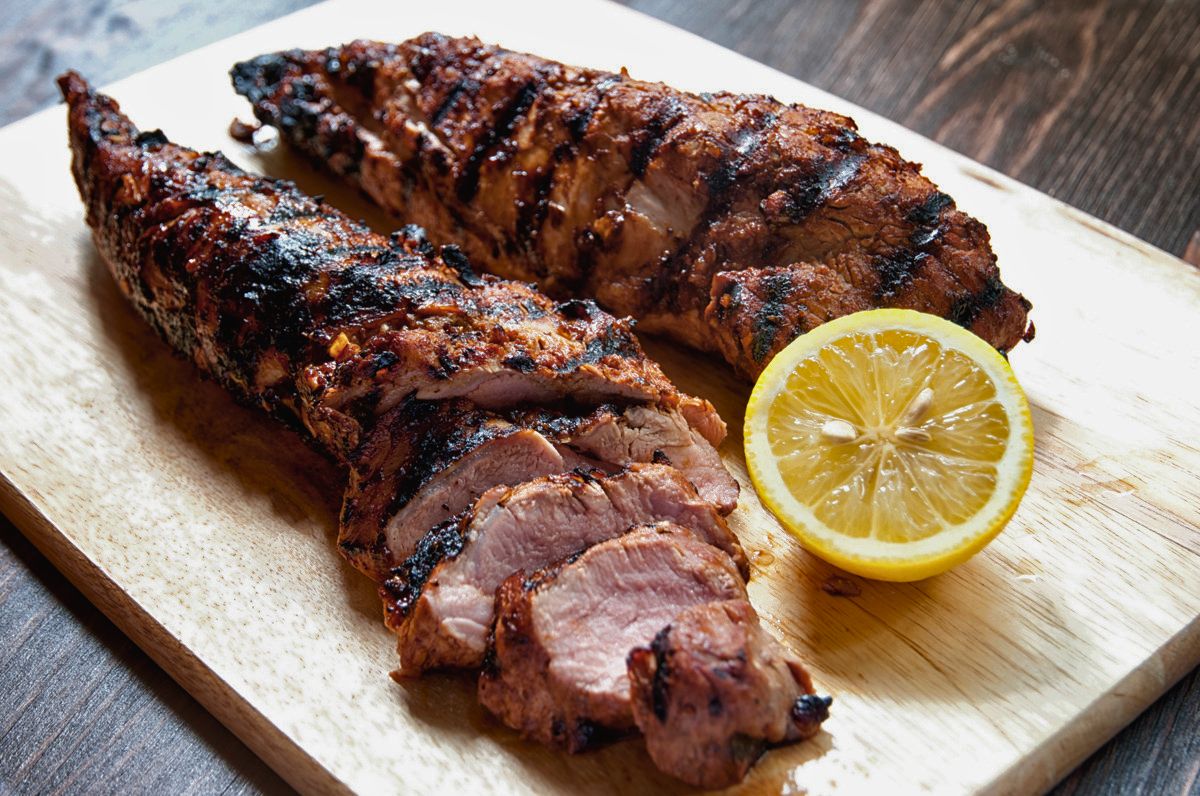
[0,1,1197,794]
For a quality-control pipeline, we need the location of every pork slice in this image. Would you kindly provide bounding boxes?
[381,464,747,674]
[477,523,746,751]
[339,399,570,580]
[627,600,831,789]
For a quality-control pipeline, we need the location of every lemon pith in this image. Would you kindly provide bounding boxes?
[744,309,1034,582]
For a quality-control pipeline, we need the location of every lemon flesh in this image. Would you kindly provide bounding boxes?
[745,309,1033,582]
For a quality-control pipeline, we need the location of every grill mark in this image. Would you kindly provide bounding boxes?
[750,271,795,362]
[514,156,559,254]
[629,97,687,177]
[775,152,867,224]
[872,191,958,301]
[873,250,930,299]
[516,76,626,257]
[949,273,1006,328]
[430,77,476,125]
[704,111,779,198]
[907,191,953,248]
[456,78,542,203]
[646,110,781,310]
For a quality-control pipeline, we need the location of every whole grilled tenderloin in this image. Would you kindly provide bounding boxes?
[59,71,722,466]
[232,34,1032,379]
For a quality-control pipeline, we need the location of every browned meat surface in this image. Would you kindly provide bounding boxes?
[231,34,1033,379]
[58,71,720,466]
[628,600,831,789]
[340,400,737,580]
[478,523,746,751]
[381,464,747,674]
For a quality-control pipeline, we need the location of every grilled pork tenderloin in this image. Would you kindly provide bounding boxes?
[232,34,1032,379]
[382,464,747,674]
[478,523,747,751]
[58,71,723,466]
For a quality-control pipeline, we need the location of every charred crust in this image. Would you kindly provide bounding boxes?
[502,352,537,373]
[555,298,598,320]
[873,249,930,300]
[907,191,953,247]
[564,73,621,140]
[763,152,866,225]
[134,129,169,148]
[391,225,435,257]
[949,273,1007,329]
[230,53,294,105]
[792,693,833,729]
[456,78,542,203]
[629,97,686,178]
[706,111,778,199]
[382,516,466,615]
[749,271,794,362]
[439,244,484,287]
[646,624,673,722]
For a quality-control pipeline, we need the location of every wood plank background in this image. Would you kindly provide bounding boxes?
[0,0,1196,793]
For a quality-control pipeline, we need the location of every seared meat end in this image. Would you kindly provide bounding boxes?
[627,600,831,789]
[478,523,746,751]
[381,464,746,674]
[232,34,1032,379]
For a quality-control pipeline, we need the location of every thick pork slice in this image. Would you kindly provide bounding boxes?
[338,399,571,579]
[477,523,746,751]
[381,464,747,674]
[627,600,832,789]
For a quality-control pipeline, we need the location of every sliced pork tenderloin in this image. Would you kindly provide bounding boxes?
[381,464,747,674]
[627,600,832,789]
[477,523,747,752]
[341,401,739,580]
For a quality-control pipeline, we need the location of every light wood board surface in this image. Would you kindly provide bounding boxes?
[0,1,1197,793]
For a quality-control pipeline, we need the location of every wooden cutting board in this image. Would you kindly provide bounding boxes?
[0,1,1197,793]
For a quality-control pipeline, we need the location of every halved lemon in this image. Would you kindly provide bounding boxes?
[744,309,1033,582]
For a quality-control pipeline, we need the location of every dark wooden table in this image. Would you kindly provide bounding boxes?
[1,1,1197,793]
